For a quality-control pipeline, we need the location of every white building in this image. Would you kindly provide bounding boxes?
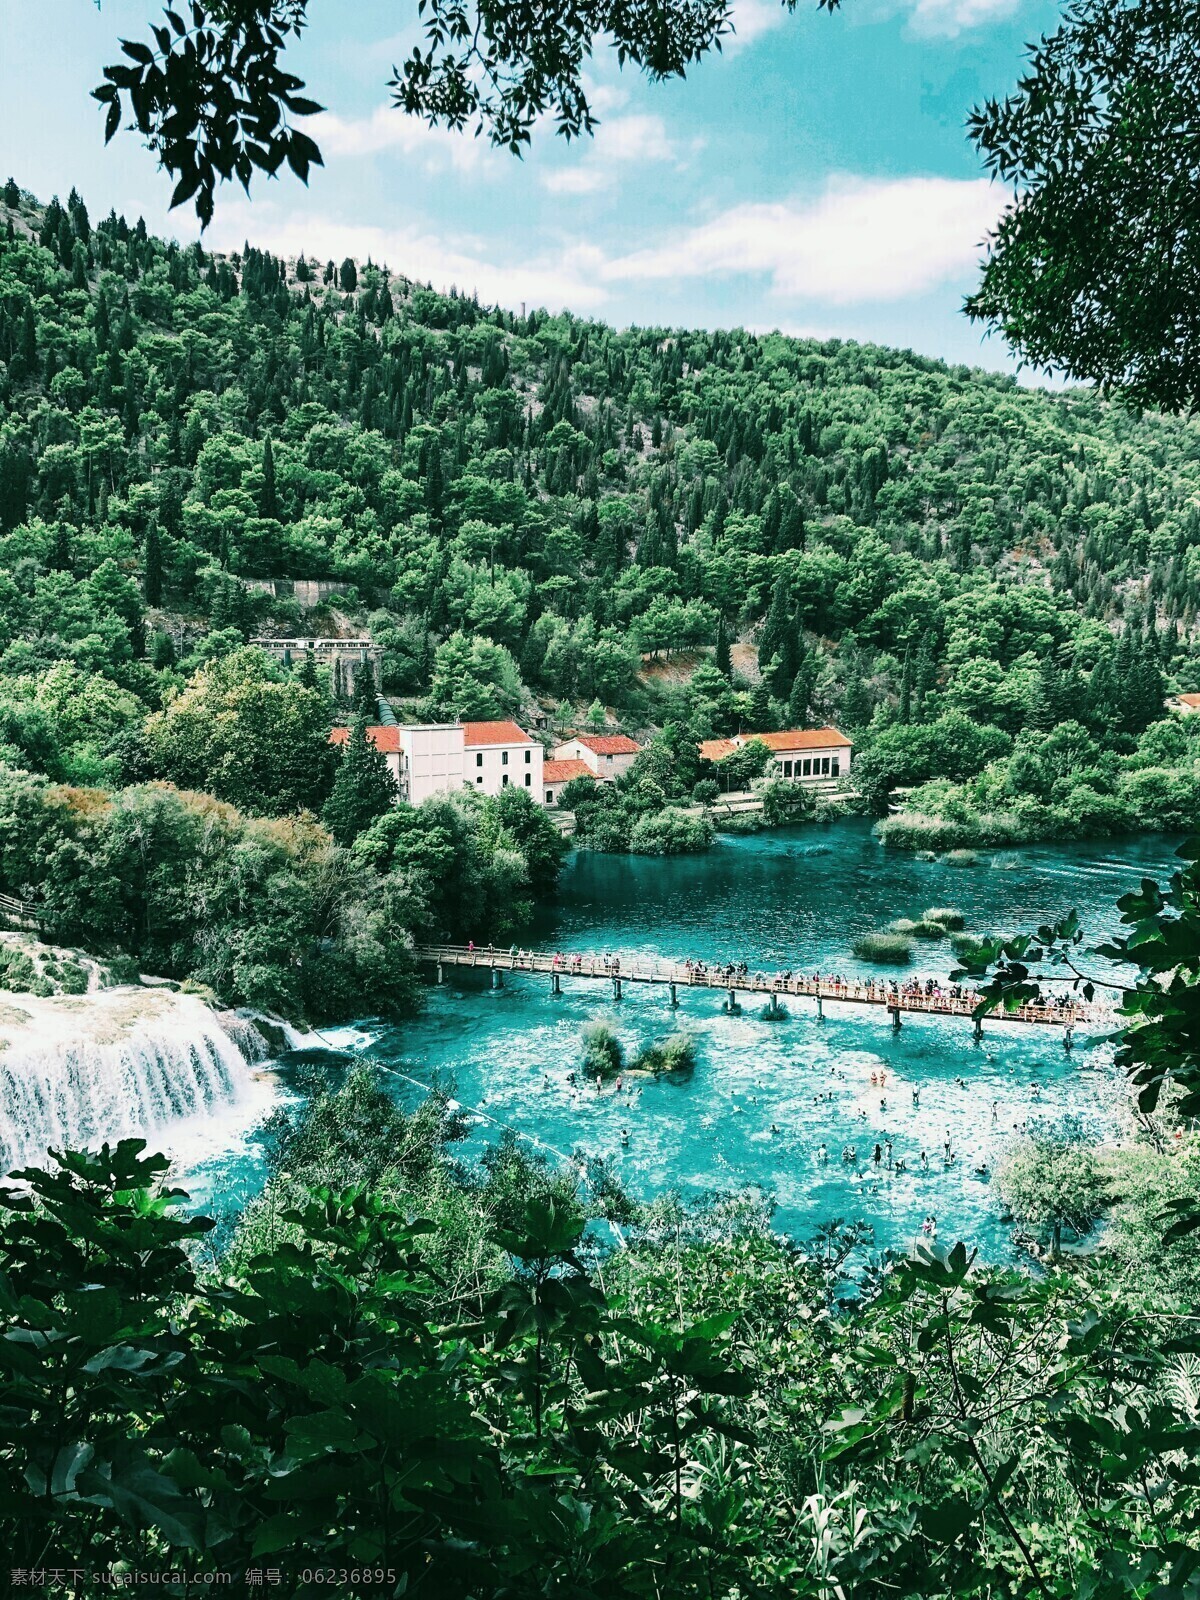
[462,720,544,801]
[329,719,545,806]
[551,733,641,780]
[1167,692,1200,715]
[698,727,852,785]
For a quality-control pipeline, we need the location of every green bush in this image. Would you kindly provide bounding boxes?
[944,849,980,867]
[581,1021,625,1080]
[628,807,714,855]
[633,1032,697,1077]
[0,945,38,993]
[852,932,913,964]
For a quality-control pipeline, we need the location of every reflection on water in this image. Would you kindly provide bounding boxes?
[185,821,1183,1257]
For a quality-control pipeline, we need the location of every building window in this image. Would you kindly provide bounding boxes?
[476,752,483,768]
[545,790,553,803]
[832,757,840,777]
[525,749,531,764]
[821,756,831,775]
[524,773,531,787]
[502,774,509,786]
[802,758,812,776]
[502,750,508,766]
[476,775,483,784]
[783,760,793,777]
[606,754,613,763]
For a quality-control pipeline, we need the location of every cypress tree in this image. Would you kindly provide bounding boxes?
[298,652,319,691]
[898,649,913,724]
[322,717,398,844]
[260,434,278,520]
[715,615,732,678]
[144,521,163,606]
[351,666,379,720]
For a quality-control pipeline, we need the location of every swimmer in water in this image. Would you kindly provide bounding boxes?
[770,1122,780,1136]
[873,1143,883,1166]
[620,1128,630,1146]
[912,1087,920,1106]
[920,1150,928,1170]
[817,1143,828,1163]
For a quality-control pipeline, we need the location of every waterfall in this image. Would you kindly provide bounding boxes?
[0,989,281,1176]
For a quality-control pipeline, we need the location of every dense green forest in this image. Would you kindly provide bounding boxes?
[3,179,1200,1008]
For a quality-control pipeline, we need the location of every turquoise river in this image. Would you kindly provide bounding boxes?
[185,820,1182,1259]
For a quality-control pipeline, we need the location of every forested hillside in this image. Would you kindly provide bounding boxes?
[3,179,1200,1010]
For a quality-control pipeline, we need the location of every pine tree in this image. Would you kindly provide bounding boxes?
[298,652,319,691]
[322,717,398,844]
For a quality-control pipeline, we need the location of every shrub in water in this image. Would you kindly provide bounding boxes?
[944,849,979,867]
[889,918,920,935]
[853,932,913,964]
[581,1021,624,1079]
[633,1033,697,1076]
[950,932,991,960]
[924,906,965,930]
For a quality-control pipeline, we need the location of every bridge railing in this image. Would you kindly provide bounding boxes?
[414,945,1103,1026]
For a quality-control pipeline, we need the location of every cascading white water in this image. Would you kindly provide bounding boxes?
[0,989,282,1175]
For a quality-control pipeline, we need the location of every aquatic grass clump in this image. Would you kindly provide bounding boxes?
[581,1021,624,1080]
[853,932,913,964]
[923,906,965,930]
[633,1033,697,1077]
[950,932,992,961]
[944,849,980,867]
[891,915,948,940]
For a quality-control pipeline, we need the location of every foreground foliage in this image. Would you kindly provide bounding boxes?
[3,1100,1200,1598]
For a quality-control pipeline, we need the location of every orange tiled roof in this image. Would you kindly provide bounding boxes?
[462,720,533,747]
[698,727,851,763]
[573,734,640,755]
[329,724,401,753]
[544,759,595,785]
[1174,692,1200,708]
[699,738,738,762]
[752,727,851,752]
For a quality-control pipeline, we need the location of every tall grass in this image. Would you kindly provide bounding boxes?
[853,932,913,964]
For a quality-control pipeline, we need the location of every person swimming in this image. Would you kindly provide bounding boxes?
[817,1143,828,1163]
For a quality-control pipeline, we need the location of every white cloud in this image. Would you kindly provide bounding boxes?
[905,0,1020,37]
[310,106,492,173]
[538,112,682,194]
[725,0,792,53]
[603,174,1002,305]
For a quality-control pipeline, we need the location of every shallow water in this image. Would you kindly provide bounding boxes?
[183,821,1182,1256]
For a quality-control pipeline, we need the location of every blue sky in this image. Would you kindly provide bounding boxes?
[1,0,1064,372]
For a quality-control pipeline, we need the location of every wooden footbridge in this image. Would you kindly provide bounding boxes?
[415,945,1104,1043]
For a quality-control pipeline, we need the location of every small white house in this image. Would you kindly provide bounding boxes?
[543,758,595,806]
[1167,692,1200,715]
[552,733,641,781]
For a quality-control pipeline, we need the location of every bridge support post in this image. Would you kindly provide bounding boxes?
[890,1004,902,1031]
[669,982,678,1008]
[612,976,622,1001]
[491,967,503,990]
[973,1016,983,1043]
[551,971,561,995]
[1063,1024,1074,1053]
[725,988,741,1015]
[765,992,785,1020]
[436,962,444,985]
[816,994,824,1022]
